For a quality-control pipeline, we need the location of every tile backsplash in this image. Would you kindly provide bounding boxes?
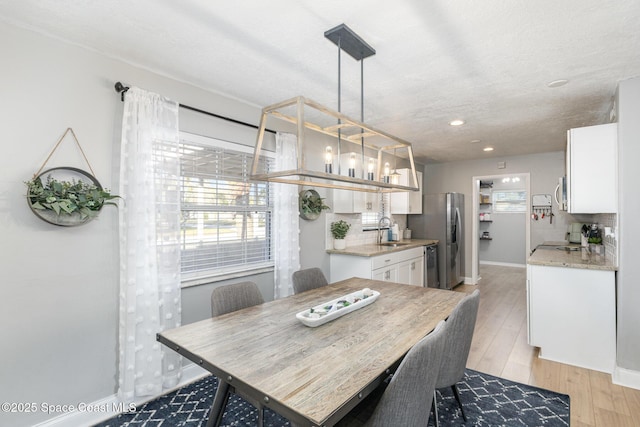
[325,213,408,249]
[594,213,618,266]
[567,213,617,266]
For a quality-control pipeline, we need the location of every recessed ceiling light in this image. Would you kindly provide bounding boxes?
[449,119,465,126]
[483,147,494,152]
[547,79,569,88]
[470,139,481,144]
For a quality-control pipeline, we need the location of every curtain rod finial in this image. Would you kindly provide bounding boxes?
[114,82,130,101]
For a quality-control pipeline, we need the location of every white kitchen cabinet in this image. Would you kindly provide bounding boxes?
[332,153,380,214]
[397,256,425,286]
[372,264,398,282]
[330,246,425,286]
[527,264,616,373]
[567,123,617,213]
[333,189,379,213]
[390,168,423,214]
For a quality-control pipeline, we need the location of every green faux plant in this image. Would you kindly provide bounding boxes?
[330,220,351,240]
[26,175,119,220]
[299,190,330,215]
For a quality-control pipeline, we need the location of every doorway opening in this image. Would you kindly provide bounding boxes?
[470,173,531,284]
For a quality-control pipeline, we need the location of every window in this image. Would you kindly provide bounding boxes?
[178,133,275,283]
[492,190,526,212]
[362,193,389,230]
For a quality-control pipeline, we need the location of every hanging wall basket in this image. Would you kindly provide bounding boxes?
[25,128,119,227]
[298,189,330,221]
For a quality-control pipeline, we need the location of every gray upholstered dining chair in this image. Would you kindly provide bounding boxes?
[210,281,265,424]
[210,280,265,317]
[432,289,480,427]
[334,320,447,427]
[292,267,329,294]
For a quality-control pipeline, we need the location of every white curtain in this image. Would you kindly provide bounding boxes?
[273,132,300,298]
[117,87,182,401]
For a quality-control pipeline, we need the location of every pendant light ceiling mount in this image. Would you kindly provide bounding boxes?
[324,24,376,61]
[250,24,419,193]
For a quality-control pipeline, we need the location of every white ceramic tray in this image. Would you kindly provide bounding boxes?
[296,288,380,327]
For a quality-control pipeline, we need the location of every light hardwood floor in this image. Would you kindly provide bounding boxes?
[454,264,640,427]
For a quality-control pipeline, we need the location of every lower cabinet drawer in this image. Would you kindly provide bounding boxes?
[371,253,399,270]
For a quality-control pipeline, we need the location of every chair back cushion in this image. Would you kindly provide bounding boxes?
[292,268,328,294]
[436,289,480,388]
[365,320,447,427]
[211,281,265,317]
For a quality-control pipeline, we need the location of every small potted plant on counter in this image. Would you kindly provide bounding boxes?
[330,220,351,250]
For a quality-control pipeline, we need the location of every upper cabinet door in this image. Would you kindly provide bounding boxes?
[333,189,379,213]
[332,153,380,214]
[567,123,617,214]
[391,169,423,214]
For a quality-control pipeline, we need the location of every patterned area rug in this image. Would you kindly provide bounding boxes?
[430,370,570,426]
[94,369,569,427]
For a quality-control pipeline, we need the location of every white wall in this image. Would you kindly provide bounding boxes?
[0,22,278,427]
[479,213,527,265]
[616,77,640,374]
[478,176,527,265]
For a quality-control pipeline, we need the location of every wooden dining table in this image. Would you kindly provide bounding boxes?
[157,277,466,427]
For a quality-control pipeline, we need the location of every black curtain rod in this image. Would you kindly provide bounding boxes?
[114,82,276,135]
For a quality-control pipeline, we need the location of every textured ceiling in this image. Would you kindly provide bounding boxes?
[2,0,639,164]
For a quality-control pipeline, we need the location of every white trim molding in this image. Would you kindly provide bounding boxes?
[480,261,527,268]
[613,365,640,390]
[33,363,209,427]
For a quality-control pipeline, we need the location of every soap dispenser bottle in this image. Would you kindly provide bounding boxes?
[391,222,400,241]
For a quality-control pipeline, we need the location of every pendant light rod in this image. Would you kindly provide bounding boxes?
[360,60,364,123]
[337,34,342,175]
[325,24,376,180]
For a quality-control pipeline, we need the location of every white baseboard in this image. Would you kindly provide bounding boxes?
[462,276,477,285]
[480,260,526,268]
[613,365,640,390]
[33,363,209,427]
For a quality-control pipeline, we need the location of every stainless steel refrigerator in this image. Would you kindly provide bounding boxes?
[408,192,464,289]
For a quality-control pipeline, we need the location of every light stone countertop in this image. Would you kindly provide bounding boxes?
[326,239,438,257]
[528,241,617,271]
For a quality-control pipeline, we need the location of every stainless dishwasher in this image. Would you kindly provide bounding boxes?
[425,245,439,288]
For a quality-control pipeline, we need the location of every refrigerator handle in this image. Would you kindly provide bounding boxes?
[454,207,462,255]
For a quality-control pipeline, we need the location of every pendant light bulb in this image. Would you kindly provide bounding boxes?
[325,146,333,173]
[367,158,375,180]
[348,152,356,177]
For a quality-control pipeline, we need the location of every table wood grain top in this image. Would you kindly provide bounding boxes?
[158,277,465,426]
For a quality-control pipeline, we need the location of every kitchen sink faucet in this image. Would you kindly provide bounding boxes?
[378,216,392,244]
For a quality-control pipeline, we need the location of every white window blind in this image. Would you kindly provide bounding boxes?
[176,133,275,282]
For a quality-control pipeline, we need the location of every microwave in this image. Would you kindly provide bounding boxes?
[555,176,567,211]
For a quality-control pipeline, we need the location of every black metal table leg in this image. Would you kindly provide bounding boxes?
[207,379,230,427]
